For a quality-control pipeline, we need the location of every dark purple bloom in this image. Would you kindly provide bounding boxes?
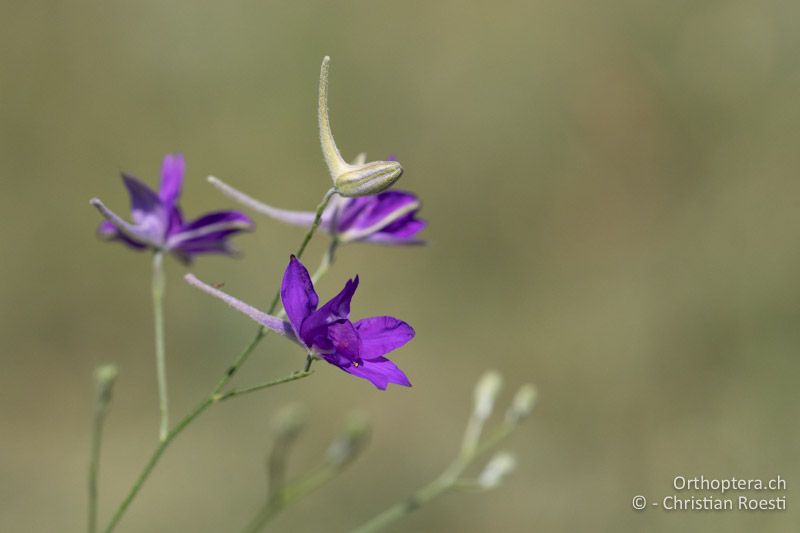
[185,256,415,390]
[209,175,425,245]
[91,154,254,263]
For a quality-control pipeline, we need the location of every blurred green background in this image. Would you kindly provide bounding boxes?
[2,1,799,531]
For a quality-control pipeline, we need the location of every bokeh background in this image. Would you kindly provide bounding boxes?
[2,1,800,531]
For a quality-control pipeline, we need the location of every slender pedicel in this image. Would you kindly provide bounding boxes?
[152,251,169,441]
[88,365,119,533]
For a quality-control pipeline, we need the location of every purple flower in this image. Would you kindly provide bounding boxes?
[185,256,415,390]
[90,154,254,262]
[209,175,425,245]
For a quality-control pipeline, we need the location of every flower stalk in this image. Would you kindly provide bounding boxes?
[88,365,118,533]
[151,250,169,441]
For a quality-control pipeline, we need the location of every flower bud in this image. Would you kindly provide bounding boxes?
[325,412,371,466]
[270,404,307,443]
[94,364,119,406]
[333,160,404,197]
[473,370,503,422]
[505,384,538,424]
[318,56,403,197]
[478,452,517,489]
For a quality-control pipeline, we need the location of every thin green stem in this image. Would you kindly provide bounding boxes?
[88,410,103,533]
[103,189,338,533]
[296,188,337,263]
[214,371,313,402]
[349,423,516,533]
[88,367,117,533]
[152,251,169,442]
[88,409,104,533]
[311,238,340,285]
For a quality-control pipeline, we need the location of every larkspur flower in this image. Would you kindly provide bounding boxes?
[185,256,415,389]
[90,153,254,263]
[208,169,426,245]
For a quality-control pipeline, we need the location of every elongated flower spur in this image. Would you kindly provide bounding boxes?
[208,172,426,245]
[186,256,415,389]
[90,153,254,262]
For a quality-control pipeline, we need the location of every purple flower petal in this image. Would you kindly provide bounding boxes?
[335,191,425,243]
[326,321,362,359]
[167,206,184,235]
[335,197,373,231]
[281,256,319,337]
[97,220,148,250]
[339,356,411,390]
[299,276,359,345]
[171,238,238,258]
[120,173,168,243]
[354,316,415,359]
[177,210,253,233]
[363,216,427,244]
[121,173,163,225]
[159,153,184,210]
[348,191,419,232]
[166,210,252,259]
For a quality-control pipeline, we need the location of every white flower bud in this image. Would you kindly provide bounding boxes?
[478,452,517,489]
[473,370,503,422]
[94,364,119,406]
[270,404,307,442]
[318,56,403,197]
[505,384,538,424]
[326,412,370,466]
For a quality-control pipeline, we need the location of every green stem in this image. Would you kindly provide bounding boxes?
[349,423,516,533]
[103,189,337,533]
[214,371,313,402]
[152,251,169,442]
[88,410,103,533]
[88,368,117,533]
[311,238,340,285]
